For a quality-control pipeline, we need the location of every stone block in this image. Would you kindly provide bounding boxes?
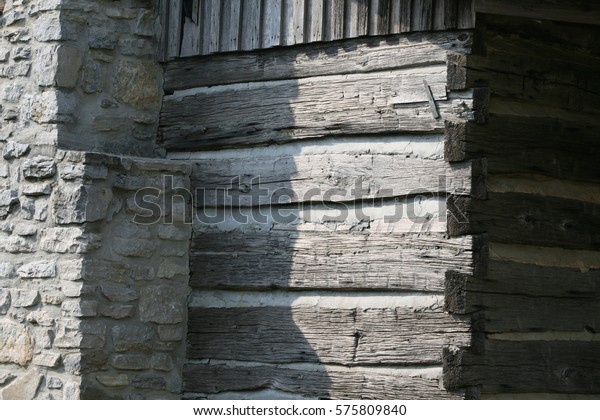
[54,185,112,224]
[0,235,35,253]
[157,325,183,342]
[22,156,56,180]
[11,289,40,308]
[151,353,174,372]
[12,46,31,61]
[61,300,97,317]
[58,259,84,281]
[21,182,52,197]
[39,228,101,254]
[2,141,29,159]
[0,288,10,314]
[0,262,15,278]
[96,374,129,387]
[4,28,31,43]
[33,352,61,368]
[63,350,108,374]
[99,303,136,320]
[56,46,82,88]
[157,224,190,241]
[26,310,55,327]
[157,259,188,280]
[1,369,41,400]
[113,238,156,258]
[89,27,117,50]
[33,14,74,41]
[131,374,166,390]
[0,189,18,218]
[111,354,150,370]
[80,58,103,93]
[17,260,56,279]
[13,225,38,236]
[139,286,185,324]
[0,321,33,366]
[47,377,63,389]
[111,324,155,352]
[63,381,80,400]
[115,59,159,109]
[134,10,156,37]
[0,62,31,78]
[30,91,75,124]
[100,284,138,302]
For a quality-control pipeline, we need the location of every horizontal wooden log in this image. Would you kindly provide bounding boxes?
[159,66,474,151]
[476,0,600,27]
[445,340,600,394]
[164,31,472,91]
[183,363,463,399]
[188,307,471,365]
[445,118,600,183]
[191,155,475,206]
[446,260,600,312]
[190,232,485,291]
[448,193,600,250]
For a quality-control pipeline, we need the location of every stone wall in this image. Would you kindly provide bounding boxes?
[0,0,192,400]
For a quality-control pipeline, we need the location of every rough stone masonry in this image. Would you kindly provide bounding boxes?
[0,0,191,399]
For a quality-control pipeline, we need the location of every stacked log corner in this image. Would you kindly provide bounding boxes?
[442,14,600,399]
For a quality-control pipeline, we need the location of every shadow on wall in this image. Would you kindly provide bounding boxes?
[180,65,336,399]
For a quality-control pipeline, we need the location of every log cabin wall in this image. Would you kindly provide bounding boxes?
[160,0,476,59]
[159,0,481,399]
[444,14,600,398]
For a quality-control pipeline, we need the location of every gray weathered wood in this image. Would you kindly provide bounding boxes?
[282,0,305,45]
[445,118,600,183]
[369,0,390,35]
[448,193,600,251]
[307,0,325,42]
[324,0,345,40]
[219,0,242,52]
[158,0,170,61]
[183,363,464,399]
[159,66,470,151]
[475,0,600,26]
[168,0,183,58]
[446,261,600,315]
[188,307,472,365]
[241,0,262,50]
[262,0,282,48]
[163,30,472,91]
[199,0,220,54]
[345,0,369,37]
[456,0,474,29]
[411,0,433,31]
[190,233,483,291]
[191,156,475,206]
[445,341,600,394]
[434,0,457,31]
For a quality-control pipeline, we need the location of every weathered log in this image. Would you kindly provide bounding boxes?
[183,362,463,399]
[190,232,485,291]
[188,307,472,365]
[445,341,600,394]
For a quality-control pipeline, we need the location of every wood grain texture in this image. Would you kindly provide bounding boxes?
[183,363,463,399]
[168,0,183,58]
[448,193,600,250]
[241,0,262,50]
[262,0,282,48]
[307,0,325,42]
[163,30,472,91]
[445,341,600,394]
[188,307,472,364]
[159,67,473,151]
[191,155,474,206]
[445,118,600,183]
[219,0,242,52]
[324,0,345,40]
[446,261,600,314]
[411,0,433,31]
[190,233,483,291]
